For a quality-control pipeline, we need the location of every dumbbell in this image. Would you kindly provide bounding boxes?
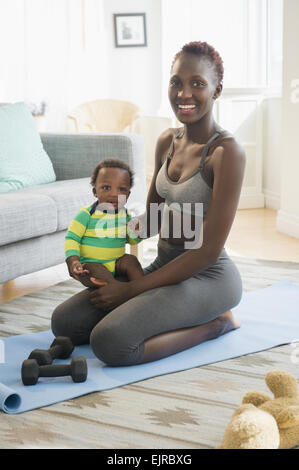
[28,336,74,365]
[22,356,87,385]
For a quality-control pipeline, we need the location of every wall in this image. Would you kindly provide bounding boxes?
[276,0,299,238]
[103,0,162,115]
[262,96,282,210]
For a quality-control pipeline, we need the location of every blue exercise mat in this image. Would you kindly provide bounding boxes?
[0,280,298,414]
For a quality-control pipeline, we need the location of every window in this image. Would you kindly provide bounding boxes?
[161,0,283,94]
[190,0,282,89]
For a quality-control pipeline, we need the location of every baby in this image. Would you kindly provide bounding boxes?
[65,158,144,287]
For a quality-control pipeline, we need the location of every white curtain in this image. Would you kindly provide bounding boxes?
[0,0,108,131]
[0,0,25,104]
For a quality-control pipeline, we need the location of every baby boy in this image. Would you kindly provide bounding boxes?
[65,158,144,287]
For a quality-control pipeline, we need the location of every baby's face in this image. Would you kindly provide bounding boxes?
[93,167,131,211]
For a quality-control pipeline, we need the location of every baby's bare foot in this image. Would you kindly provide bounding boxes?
[82,263,114,284]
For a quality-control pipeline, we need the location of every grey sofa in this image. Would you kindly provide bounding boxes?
[0,133,146,284]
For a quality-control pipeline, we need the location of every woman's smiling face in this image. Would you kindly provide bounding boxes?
[168,52,221,124]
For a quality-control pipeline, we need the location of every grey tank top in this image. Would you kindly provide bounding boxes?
[156,128,225,217]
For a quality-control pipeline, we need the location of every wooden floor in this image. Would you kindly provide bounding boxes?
[225,208,299,261]
[1,208,299,305]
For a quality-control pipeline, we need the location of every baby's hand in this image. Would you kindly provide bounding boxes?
[72,261,89,276]
[128,217,144,237]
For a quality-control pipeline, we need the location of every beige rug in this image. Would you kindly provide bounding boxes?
[1,249,299,449]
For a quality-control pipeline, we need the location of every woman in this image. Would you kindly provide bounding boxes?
[51,41,246,366]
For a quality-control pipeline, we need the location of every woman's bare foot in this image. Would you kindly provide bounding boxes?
[138,310,241,364]
[216,310,241,336]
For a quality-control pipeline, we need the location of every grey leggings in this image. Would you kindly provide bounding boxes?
[51,240,242,366]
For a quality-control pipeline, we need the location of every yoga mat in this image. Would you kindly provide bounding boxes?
[0,280,298,414]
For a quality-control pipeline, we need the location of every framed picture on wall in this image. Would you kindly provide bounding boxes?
[113,13,147,48]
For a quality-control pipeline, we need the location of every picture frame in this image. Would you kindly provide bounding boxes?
[113,13,147,48]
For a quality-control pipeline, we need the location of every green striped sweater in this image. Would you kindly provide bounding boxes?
[65,202,142,275]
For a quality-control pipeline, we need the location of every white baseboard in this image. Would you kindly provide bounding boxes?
[263,189,280,210]
[276,209,299,239]
[238,192,265,209]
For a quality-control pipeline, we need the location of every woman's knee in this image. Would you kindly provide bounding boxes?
[51,303,69,338]
[51,302,90,345]
[90,321,144,367]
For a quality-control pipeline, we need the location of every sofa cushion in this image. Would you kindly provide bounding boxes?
[18,178,94,231]
[32,178,145,229]
[0,102,56,193]
[0,192,57,247]
[0,177,144,249]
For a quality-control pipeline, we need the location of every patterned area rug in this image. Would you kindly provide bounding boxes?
[1,242,299,449]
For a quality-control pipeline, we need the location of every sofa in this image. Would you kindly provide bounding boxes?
[0,132,146,284]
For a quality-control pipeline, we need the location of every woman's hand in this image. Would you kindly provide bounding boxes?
[89,277,136,311]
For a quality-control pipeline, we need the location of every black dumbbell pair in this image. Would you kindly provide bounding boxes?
[22,336,87,386]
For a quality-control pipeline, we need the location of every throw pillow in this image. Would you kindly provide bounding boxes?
[0,102,56,192]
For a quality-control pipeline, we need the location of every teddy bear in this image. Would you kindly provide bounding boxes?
[217,370,299,449]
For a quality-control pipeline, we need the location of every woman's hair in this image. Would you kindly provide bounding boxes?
[171,41,224,87]
[90,158,134,187]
